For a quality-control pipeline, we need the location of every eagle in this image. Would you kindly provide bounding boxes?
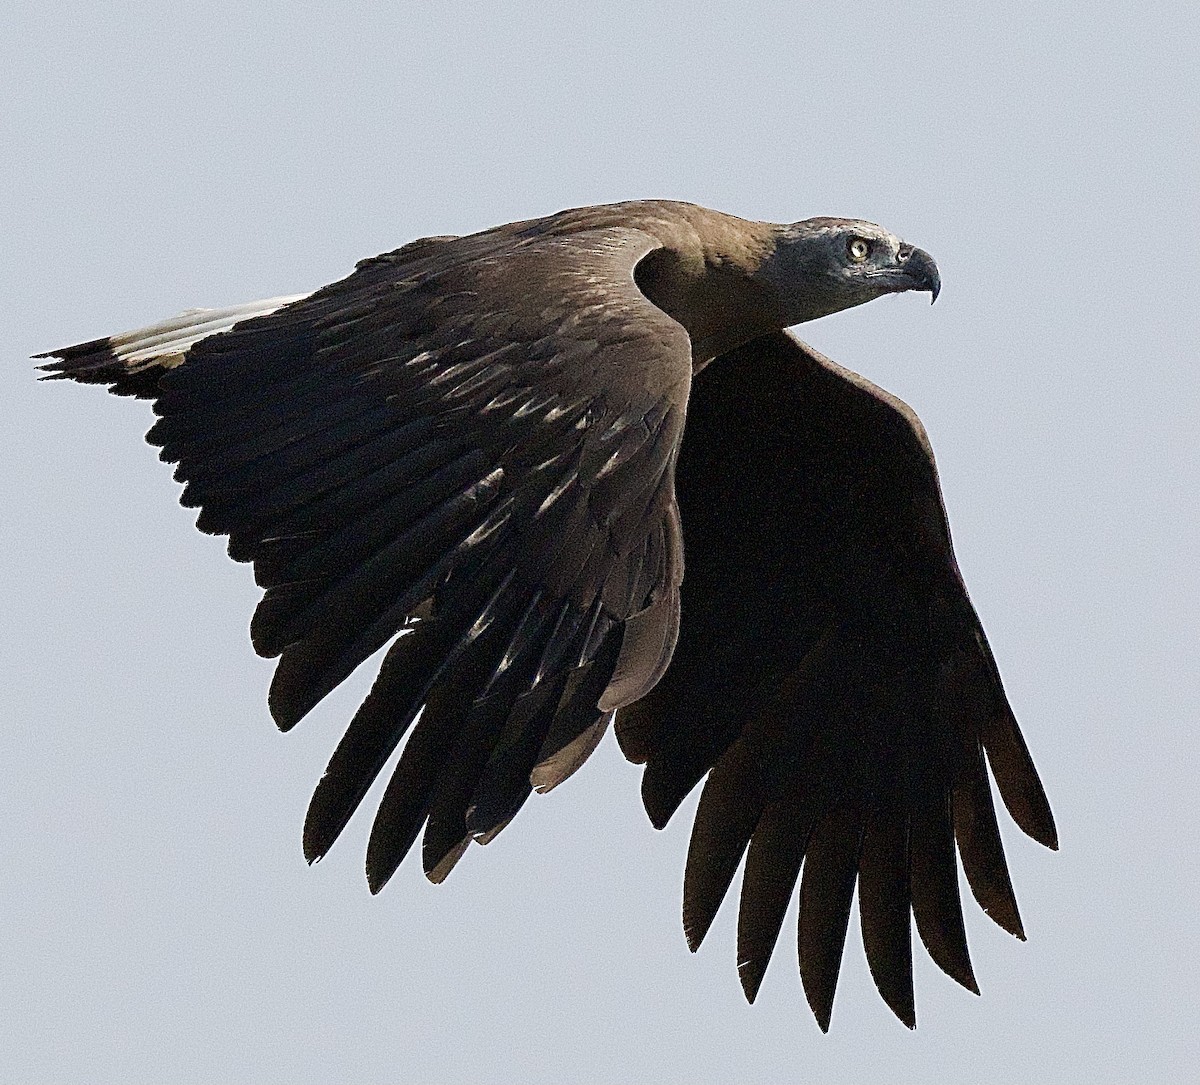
[36,200,1056,1030]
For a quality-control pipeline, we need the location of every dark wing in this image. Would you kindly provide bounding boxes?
[49,225,691,888]
[617,330,1056,1029]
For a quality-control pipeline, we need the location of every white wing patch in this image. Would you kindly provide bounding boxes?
[108,294,310,369]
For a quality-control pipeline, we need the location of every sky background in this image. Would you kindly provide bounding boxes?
[2,2,1197,1082]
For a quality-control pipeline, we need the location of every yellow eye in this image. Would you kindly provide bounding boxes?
[848,237,871,262]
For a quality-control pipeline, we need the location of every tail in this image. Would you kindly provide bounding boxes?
[34,295,309,399]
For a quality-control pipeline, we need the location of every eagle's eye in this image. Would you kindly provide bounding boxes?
[848,237,872,263]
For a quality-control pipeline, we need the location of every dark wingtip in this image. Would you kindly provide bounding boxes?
[642,765,696,830]
[978,881,1026,941]
[366,814,409,895]
[939,938,981,994]
[891,999,917,1030]
[1022,787,1060,852]
[303,783,349,868]
[268,659,318,733]
[982,710,1059,852]
[643,786,676,831]
[682,892,725,954]
[268,691,305,733]
[302,823,327,866]
[738,958,768,1004]
[424,837,470,884]
[366,858,394,895]
[1010,799,1059,852]
[802,967,838,1034]
[873,964,917,1029]
[810,996,833,1034]
[999,908,1028,942]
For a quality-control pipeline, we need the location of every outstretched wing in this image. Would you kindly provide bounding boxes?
[43,224,692,887]
[617,330,1056,1029]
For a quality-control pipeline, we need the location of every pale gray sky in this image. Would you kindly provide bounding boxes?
[3,2,1197,1082]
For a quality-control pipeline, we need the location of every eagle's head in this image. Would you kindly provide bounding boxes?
[762,217,940,325]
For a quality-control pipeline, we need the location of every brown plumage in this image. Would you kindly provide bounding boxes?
[35,199,1055,1029]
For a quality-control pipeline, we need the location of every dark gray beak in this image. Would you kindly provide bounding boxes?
[902,246,941,303]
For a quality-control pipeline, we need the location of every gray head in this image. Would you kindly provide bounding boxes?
[760,217,941,326]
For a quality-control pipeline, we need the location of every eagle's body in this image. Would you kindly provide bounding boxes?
[37,200,1054,1030]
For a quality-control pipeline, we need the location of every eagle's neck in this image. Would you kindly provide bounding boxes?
[630,210,790,372]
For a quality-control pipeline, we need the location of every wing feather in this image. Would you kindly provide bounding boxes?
[910,792,978,992]
[954,743,1026,939]
[62,221,694,884]
[736,797,814,1003]
[798,804,863,1033]
[681,744,766,953]
[624,330,1054,1028]
[858,805,916,1028]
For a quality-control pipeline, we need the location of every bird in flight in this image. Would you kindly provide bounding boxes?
[36,200,1056,1030]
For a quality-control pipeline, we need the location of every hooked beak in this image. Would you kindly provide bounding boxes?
[900,246,941,304]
